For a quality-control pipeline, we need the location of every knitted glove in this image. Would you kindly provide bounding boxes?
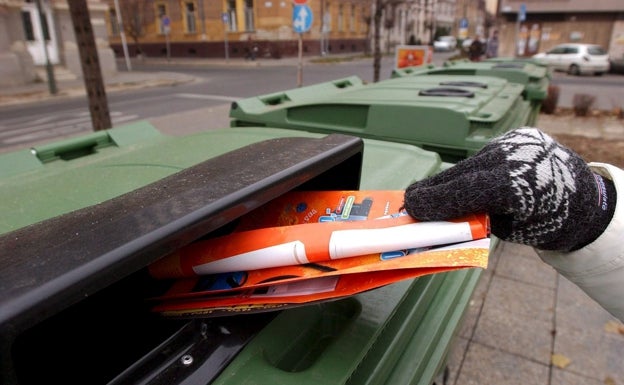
[403,128,617,251]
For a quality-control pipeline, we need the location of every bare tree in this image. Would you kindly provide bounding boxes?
[372,0,404,82]
[118,0,150,57]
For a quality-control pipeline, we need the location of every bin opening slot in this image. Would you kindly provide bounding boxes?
[439,81,488,89]
[261,93,292,106]
[418,87,475,98]
[333,79,354,89]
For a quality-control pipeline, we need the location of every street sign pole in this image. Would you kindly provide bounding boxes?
[222,12,229,62]
[292,3,312,87]
[297,33,303,87]
[516,3,526,57]
[113,0,132,71]
[162,15,171,62]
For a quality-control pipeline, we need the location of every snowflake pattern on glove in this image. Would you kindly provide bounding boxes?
[493,128,579,246]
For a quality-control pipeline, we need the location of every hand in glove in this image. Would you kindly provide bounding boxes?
[403,128,617,251]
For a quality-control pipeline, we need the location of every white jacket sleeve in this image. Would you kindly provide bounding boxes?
[537,162,624,322]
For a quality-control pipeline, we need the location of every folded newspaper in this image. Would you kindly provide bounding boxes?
[148,190,490,318]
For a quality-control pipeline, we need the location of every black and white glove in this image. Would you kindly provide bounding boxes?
[403,128,617,251]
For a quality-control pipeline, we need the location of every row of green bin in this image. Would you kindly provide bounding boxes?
[231,58,550,162]
[0,58,549,385]
[391,58,551,128]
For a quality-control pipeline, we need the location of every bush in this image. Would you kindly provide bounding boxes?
[541,85,560,114]
[572,93,596,117]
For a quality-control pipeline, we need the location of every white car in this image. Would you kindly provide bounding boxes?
[433,36,457,52]
[532,43,610,75]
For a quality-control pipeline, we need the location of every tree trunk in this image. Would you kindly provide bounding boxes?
[373,0,383,82]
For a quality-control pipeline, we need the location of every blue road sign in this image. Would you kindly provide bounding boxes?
[293,4,313,33]
[519,3,526,22]
[459,18,468,29]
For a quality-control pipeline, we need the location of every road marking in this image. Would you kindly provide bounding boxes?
[0,111,139,146]
[174,93,239,102]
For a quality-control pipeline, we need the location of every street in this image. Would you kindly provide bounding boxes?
[1,53,623,152]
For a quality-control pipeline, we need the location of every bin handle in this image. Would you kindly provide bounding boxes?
[32,131,115,163]
[418,87,475,98]
[439,81,488,89]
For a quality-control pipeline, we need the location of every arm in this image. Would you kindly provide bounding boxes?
[537,163,624,321]
[403,128,624,321]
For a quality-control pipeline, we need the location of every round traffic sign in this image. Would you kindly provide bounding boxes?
[293,0,307,4]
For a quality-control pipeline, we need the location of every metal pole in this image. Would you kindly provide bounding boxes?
[319,0,325,55]
[297,33,303,87]
[199,0,207,40]
[113,0,132,71]
[224,30,229,62]
[35,0,57,95]
[165,31,170,61]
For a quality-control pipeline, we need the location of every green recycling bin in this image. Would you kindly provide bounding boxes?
[0,121,486,385]
[391,60,550,126]
[230,75,531,162]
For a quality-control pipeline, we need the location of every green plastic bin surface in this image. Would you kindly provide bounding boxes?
[230,75,531,162]
[392,60,550,103]
[0,122,484,385]
[0,123,443,235]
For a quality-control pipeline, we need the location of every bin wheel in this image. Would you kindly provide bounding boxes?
[433,365,450,385]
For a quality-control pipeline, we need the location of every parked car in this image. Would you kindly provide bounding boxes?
[532,43,610,76]
[433,36,457,52]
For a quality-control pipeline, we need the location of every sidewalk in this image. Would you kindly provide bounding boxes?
[2,58,624,385]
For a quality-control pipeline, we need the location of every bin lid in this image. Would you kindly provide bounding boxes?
[0,123,440,235]
[392,61,549,101]
[230,75,529,156]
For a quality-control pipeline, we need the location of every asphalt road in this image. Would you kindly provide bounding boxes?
[1,53,623,152]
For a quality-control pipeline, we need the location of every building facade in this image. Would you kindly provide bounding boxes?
[453,0,486,40]
[497,0,624,58]
[372,0,460,55]
[106,0,371,59]
[0,0,116,87]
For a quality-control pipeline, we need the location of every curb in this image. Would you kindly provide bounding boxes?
[0,75,198,108]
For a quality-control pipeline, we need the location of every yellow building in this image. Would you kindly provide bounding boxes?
[106,0,371,59]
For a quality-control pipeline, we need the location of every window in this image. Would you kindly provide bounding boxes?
[588,46,606,55]
[109,9,120,36]
[156,3,168,34]
[564,47,578,54]
[22,11,35,41]
[226,0,237,31]
[244,0,254,31]
[360,5,366,33]
[548,46,566,54]
[349,4,355,32]
[338,4,343,32]
[184,2,197,33]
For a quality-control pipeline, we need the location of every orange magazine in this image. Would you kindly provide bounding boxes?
[148,191,489,279]
[153,240,489,318]
[147,190,491,318]
[152,238,489,303]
